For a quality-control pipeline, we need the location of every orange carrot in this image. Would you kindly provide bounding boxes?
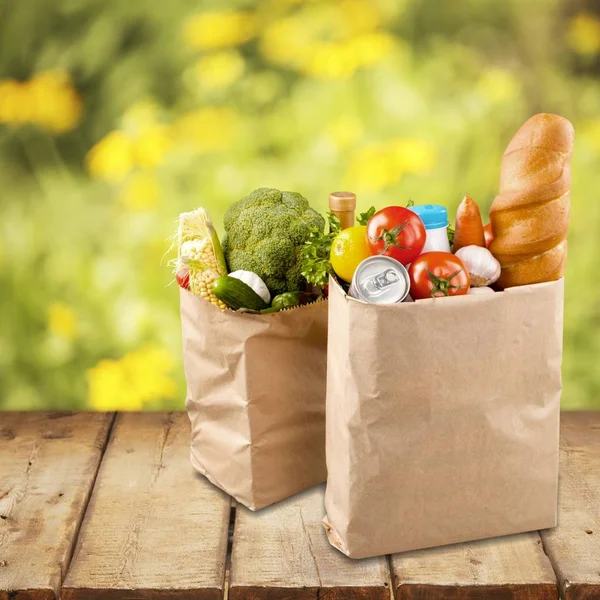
[453,194,485,251]
[483,222,494,248]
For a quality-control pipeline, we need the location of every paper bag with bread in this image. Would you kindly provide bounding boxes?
[323,113,572,558]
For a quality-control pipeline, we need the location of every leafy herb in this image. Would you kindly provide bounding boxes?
[406,198,414,208]
[447,225,455,247]
[300,212,340,287]
[356,206,376,225]
[328,211,342,235]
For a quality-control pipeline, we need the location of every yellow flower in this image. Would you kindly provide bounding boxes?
[567,13,600,56]
[260,0,391,78]
[338,0,382,35]
[86,131,135,182]
[302,42,358,79]
[182,11,256,50]
[87,344,177,411]
[0,80,35,125]
[478,68,521,103]
[121,100,172,168]
[260,16,312,68]
[120,172,160,211]
[195,50,246,89]
[133,124,172,169]
[350,32,396,67]
[389,138,437,173]
[348,138,436,190]
[261,5,393,79]
[86,99,171,181]
[172,107,238,153]
[0,71,81,133]
[122,99,162,135]
[86,100,238,183]
[47,303,78,341]
[28,70,82,133]
[301,33,395,78]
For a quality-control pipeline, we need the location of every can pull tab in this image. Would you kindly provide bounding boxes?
[364,268,400,296]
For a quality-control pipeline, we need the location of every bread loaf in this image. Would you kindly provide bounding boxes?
[489,113,574,288]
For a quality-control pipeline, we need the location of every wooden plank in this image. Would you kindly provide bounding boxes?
[62,412,230,600]
[540,412,600,600]
[0,411,113,600]
[229,484,390,600]
[391,533,558,600]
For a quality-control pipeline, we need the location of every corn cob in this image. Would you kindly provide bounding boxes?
[177,208,228,309]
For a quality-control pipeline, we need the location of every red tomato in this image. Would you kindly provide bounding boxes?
[366,206,426,266]
[176,268,190,290]
[408,252,470,299]
[483,223,494,248]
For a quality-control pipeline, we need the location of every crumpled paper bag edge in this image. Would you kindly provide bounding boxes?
[322,515,352,557]
[189,446,259,510]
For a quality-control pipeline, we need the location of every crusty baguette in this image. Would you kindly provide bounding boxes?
[489,113,574,288]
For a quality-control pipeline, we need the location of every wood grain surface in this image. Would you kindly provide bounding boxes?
[392,533,558,600]
[1,411,599,600]
[541,412,600,600]
[229,484,390,600]
[0,412,113,600]
[61,413,231,600]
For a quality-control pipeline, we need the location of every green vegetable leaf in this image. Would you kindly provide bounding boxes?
[447,225,455,247]
[406,198,415,208]
[356,206,376,225]
[327,212,342,234]
[300,224,337,287]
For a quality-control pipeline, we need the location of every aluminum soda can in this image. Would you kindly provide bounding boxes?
[349,255,410,304]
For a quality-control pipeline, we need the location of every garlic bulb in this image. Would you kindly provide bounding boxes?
[467,286,495,295]
[455,245,501,287]
[228,270,271,303]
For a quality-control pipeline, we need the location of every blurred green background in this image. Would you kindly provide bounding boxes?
[1,0,599,410]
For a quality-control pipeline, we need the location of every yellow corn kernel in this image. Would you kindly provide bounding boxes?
[177,207,228,310]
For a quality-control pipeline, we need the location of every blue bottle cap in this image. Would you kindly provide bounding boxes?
[409,204,448,230]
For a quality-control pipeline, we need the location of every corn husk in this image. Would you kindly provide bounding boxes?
[176,208,228,308]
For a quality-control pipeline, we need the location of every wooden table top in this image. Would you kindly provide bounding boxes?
[0,411,598,600]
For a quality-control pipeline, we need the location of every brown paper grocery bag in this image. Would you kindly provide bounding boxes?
[181,289,328,510]
[323,276,563,558]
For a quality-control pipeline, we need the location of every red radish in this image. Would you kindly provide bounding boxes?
[176,268,190,290]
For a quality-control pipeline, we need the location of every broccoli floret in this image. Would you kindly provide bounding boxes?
[222,188,325,295]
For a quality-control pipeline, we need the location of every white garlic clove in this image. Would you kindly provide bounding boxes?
[454,245,501,287]
[467,286,495,295]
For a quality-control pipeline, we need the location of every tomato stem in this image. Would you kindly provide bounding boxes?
[425,267,467,297]
[372,221,411,254]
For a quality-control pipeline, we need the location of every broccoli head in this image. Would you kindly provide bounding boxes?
[222,188,325,295]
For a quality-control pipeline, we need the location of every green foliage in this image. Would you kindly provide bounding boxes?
[222,188,325,295]
[1,0,599,409]
[357,207,376,226]
[301,213,341,288]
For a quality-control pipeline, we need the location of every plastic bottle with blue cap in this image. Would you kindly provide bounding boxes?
[409,204,451,254]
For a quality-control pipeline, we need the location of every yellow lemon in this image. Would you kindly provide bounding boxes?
[330,225,371,283]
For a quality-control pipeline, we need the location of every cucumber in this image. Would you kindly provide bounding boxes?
[271,292,301,311]
[213,275,270,311]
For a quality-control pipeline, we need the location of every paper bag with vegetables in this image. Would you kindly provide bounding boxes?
[323,113,572,558]
[178,188,328,511]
